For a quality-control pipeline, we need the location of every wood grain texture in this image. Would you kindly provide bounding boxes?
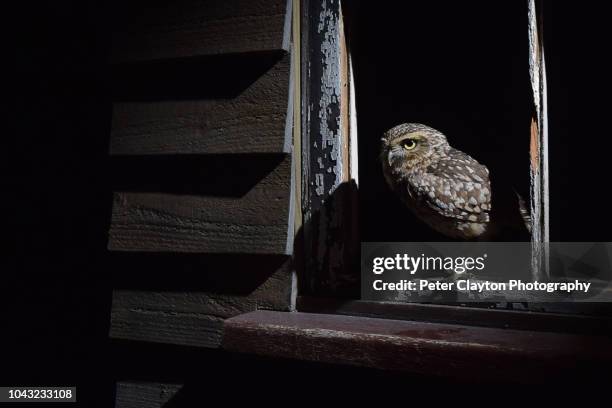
[528,0,549,279]
[110,53,291,155]
[115,382,182,408]
[111,0,291,63]
[297,297,612,336]
[108,154,293,254]
[223,310,612,381]
[110,259,293,347]
[300,0,358,296]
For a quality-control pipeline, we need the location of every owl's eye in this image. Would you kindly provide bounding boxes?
[401,139,417,150]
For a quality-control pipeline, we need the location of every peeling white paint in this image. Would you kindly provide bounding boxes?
[528,0,549,280]
[314,0,343,197]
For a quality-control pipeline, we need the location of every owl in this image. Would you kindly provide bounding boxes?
[380,123,493,240]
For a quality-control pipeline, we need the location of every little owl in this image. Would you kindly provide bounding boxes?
[381,123,525,240]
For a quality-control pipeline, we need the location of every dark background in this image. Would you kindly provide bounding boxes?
[351,0,531,242]
[544,2,612,242]
[349,0,612,243]
[8,1,114,405]
[5,1,612,405]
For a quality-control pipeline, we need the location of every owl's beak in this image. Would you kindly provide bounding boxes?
[387,150,399,167]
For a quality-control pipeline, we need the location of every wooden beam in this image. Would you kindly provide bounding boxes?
[108,154,294,254]
[110,53,291,155]
[528,0,549,278]
[297,296,612,336]
[111,0,292,63]
[115,382,181,408]
[292,0,302,237]
[223,310,612,381]
[110,259,293,347]
[300,0,358,296]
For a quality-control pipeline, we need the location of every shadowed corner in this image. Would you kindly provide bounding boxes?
[110,50,286,102]
[294,179,361,299]
[109,153,286,197]
[108,252,291,295]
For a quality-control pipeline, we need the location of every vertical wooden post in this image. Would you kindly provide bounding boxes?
[300,0,358,295]
[528,0,549,278]
[292,0,302,238]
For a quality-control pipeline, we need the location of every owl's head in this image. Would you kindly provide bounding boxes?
[380,123,449,172]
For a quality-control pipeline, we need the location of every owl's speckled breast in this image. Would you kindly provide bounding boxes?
[381,124,493,240]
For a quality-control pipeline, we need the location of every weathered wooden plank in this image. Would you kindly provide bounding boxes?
[108,154,293,254]
[223,311,612,381]
[111,0,291,63]
[110,258,294,347]
[110,53,291,155]
[528,0,549,280]
[115,382,182,408]
[300,0,358,296]
[109,154,286,196]
[111,298,225,348]
[296,297,612,336]
[110,51,286,101]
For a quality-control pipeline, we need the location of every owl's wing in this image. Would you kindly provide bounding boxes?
[420,149,491,223]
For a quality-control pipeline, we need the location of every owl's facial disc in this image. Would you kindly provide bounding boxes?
[381,124,449,172]
[395,133,426,152]
[386,136,422,168]
[384,132,433,170]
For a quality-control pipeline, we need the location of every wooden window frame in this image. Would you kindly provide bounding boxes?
[220,0,612,381]
[298,0,359,297]
[295,0,612,325]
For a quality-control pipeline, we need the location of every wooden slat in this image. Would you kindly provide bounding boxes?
[110,53,291,155]
[111,0,291,63]
[528,0,549,279]
[297,297,612,336]
[223,310,612,381]
[300,0,358,296]
[115,382,181,408]
[108,154,293,254]
[110,259,293,347]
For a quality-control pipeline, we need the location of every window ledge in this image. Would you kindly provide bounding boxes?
[222,310,612,381]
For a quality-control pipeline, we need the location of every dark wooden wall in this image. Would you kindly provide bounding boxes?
[107,0,296,404]
[9,2,612,405]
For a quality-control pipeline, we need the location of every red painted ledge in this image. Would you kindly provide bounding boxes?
[222,310,612,382]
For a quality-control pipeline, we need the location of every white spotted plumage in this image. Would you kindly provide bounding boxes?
[380,123,492,239]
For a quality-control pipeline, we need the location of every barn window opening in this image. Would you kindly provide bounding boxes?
[350,0,535,244]
[299,0,546,297]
